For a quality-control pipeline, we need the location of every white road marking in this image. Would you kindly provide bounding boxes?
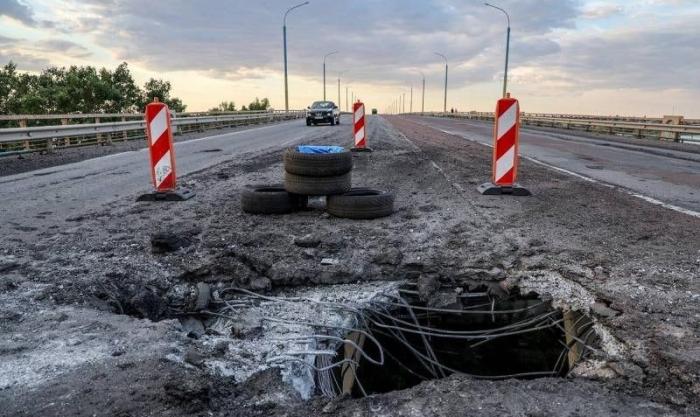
[435,128,700,218]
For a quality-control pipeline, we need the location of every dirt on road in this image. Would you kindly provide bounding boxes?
[0,116,698,416]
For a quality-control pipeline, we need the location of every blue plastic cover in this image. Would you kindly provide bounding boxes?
[296,145,345,154]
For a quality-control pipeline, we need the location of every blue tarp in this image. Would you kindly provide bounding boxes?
[296,145,345,154]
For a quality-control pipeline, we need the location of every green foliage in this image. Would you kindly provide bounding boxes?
[0,61,187,115]
[206,98,271,113]
[138,78,186,113]
[247,97,270,111]
[208,101,237,112]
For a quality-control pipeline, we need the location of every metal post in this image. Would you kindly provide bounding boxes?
[504,25,510,98]
[346,86,349,112]
[283,24,288,111]
[435,52,448,113]
[444,64,448,113]
[485,3,511,98]
[410,86,413,113]
[323,51,338,101]
[422,75,426,114]
[337,77,341,106]
[283,2,309,113]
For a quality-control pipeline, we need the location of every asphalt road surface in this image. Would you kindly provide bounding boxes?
[3,115,700,241]
[407,116,700,213]
[0,120,338,238]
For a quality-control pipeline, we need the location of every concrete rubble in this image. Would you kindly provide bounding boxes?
[0,116,698,416]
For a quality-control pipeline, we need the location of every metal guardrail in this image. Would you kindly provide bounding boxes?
[0,110,305,155]
[0,109,294,122]
[409,112,700,144]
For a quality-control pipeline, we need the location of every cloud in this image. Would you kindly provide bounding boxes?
[42,0,579,89]
[35,39,92,59]
[0,0,35,25]
[5,0,699,106]
[0,34,90,70]
[581,3,624,19]
[529,18,700,91]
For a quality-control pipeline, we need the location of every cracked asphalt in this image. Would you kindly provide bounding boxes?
[0,115,698,417]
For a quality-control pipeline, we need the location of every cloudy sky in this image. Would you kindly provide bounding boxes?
[1,0,698,116]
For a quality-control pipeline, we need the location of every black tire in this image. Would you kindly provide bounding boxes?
[306,119,311,126]
[241,185,301,214]
[327,189,395,219]
[284,147,352,177]
[284,172,351,196]
[336,117,340,125]
[330,117,335,126]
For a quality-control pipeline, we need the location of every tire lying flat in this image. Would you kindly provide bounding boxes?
[283,147,352,177]
[241,185,303,214]
[327,188,395,219]
[284,172,351,196]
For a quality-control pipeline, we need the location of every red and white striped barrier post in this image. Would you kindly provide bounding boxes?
[137,98,194,201]
[351,101,372,152]
[477,94,530,196]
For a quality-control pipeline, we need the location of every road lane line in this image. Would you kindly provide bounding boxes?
[434,128,700,219]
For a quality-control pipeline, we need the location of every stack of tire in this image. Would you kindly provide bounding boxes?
[283,147,352,196]
[241,147,394,219]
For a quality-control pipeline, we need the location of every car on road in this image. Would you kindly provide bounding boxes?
[306,101,340,126]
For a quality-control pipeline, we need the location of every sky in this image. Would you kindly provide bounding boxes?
[0,0,699,116]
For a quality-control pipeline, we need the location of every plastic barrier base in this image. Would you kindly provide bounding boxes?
[477,182,531,196]
[137,188,196,202]
[351,147,373,153]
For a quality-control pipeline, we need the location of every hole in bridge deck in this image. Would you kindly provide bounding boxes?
[324,285,597,397]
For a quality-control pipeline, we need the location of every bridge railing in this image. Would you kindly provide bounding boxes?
[0,110,306,156]
[409,112,700,144]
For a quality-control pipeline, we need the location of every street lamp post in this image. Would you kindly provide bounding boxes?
[323,51,338,100]
[283,1,309,112]
[419,71,425,114]
[435,52,448,113]
[410,85,413,113]
[337,72,344,107]
[485,3,511,98]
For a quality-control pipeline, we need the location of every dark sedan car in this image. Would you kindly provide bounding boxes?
[306,101,340,126]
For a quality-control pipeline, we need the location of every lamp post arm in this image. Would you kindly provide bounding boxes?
[485,3,510,27]
[284,1,309,25]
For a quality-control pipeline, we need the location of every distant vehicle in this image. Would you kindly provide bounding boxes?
[371,108,378,115]
[306,101,340,126]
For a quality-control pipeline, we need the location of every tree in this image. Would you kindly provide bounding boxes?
[103,62,141,113]
[209,101,236,112]
[138,78,186,113]
[247,97,270,111]
[0,61,187,115]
